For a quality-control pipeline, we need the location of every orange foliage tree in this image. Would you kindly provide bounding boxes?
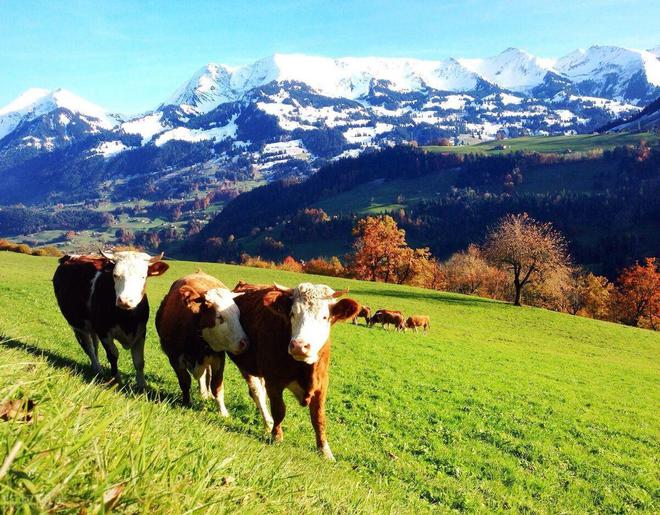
[349,215,410,283]
[611,258,659,329]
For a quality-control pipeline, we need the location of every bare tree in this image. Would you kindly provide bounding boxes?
[484,213,571,306]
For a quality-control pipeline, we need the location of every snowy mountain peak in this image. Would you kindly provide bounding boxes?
[160,46,660,114]
[556,45,660,94]
[458,48,556,92]
[164,63,235,114]
[0,88,117,141]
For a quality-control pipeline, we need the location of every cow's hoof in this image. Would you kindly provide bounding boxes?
[319,443,335,461]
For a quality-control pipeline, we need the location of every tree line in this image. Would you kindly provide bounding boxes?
[235,214,658,331]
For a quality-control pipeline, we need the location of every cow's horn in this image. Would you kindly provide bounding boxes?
[149,252,165,263]
[100,248,115,261]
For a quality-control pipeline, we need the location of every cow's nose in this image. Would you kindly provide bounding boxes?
[237,338,249,353]
[116,298,132,309]
[289,339,311,357]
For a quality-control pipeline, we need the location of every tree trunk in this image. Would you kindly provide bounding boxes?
[514,284,522,306]
[513,273,522,306]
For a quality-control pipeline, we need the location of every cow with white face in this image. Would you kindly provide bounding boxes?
[102,250,162,309]
[53,250,169,389]
[156,272,249,412]
[287,283,350,364]
[229,281,360,460]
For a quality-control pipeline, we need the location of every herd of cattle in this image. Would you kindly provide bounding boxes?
[52,250,430,460]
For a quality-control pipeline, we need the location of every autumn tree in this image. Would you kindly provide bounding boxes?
[349,215,411,283]
[484,213,571,306]
[444,244,508,299]
[611,258,659,329]
[562,271,613,319]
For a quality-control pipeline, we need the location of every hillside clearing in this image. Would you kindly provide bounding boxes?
[0,252,658,512]
[424,132,660,155]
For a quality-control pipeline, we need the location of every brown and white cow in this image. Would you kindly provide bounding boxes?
[155,272,250,415]
[229,282,359,460]
[351,305,371,325]
[368,309,405,331]
[52,250,169,388]
[405,315,431,334]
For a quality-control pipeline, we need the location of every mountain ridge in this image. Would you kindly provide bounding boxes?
[1,44,658,204]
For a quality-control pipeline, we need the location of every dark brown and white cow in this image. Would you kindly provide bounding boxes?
[229,282,359,460]
[52,251,169,388]
[368,309,405,331]
[155,272,251,415]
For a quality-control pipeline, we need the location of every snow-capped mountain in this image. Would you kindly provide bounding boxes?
[0,88,119,141]
[0,45,658,204]
[556,46,660,103]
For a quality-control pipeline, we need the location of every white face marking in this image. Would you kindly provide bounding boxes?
[289,283,336,364]
[110,251,152,309]
[200,288,247,354]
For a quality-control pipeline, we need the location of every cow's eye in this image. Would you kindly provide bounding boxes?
[217,315,224,323]
[323,315,329,320]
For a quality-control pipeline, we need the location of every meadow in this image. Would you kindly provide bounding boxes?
[424,132,660,155]
[0,251,658,512]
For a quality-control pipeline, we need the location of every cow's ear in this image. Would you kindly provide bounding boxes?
[148,261,169,276]
[331,298,360,324]
[263,290,292,320]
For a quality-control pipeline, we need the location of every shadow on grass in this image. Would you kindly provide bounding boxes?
[355,287,501,307]
[0,333,273,442]
[0,333,178,405]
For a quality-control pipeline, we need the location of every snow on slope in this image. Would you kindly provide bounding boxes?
[0,88,117,140]
[164,53,482,112]
[121,112,167,144]
[556,46,660,87]
[164,63,235,114]
[458,48,556,91]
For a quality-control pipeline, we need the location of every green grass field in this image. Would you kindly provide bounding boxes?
[424,132,660,155]
[0,252,658,512]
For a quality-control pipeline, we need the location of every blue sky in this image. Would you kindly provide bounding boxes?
[1,0,658,114]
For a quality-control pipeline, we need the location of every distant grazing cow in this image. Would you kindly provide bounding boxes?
[155,272,249,414]
[229,282,359,460]
[368,309,405,331]
[52,250,169,388]
[351,305,371,325]
[405,315,431,334]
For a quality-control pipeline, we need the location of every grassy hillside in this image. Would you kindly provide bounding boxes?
[0,252,658,512]
[424,132,660,155]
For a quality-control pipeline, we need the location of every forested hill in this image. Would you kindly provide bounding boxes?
[190,138,660,277]
[197,146,462,240]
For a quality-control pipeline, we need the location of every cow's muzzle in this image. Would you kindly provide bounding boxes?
[288,339,312,361]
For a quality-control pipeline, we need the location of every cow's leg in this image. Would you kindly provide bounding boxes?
[245,374,274,432]
[309,389,334,461]
[198,365,213,400]
[266,385,286,443]
[98,333,120,383]
[130,336,147,390]
[209,354,229,417]
[169,356,191,406]
[74,328,102,376]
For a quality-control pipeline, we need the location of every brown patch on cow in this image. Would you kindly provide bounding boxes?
[59,254,112,271]
[262,289,293,321]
